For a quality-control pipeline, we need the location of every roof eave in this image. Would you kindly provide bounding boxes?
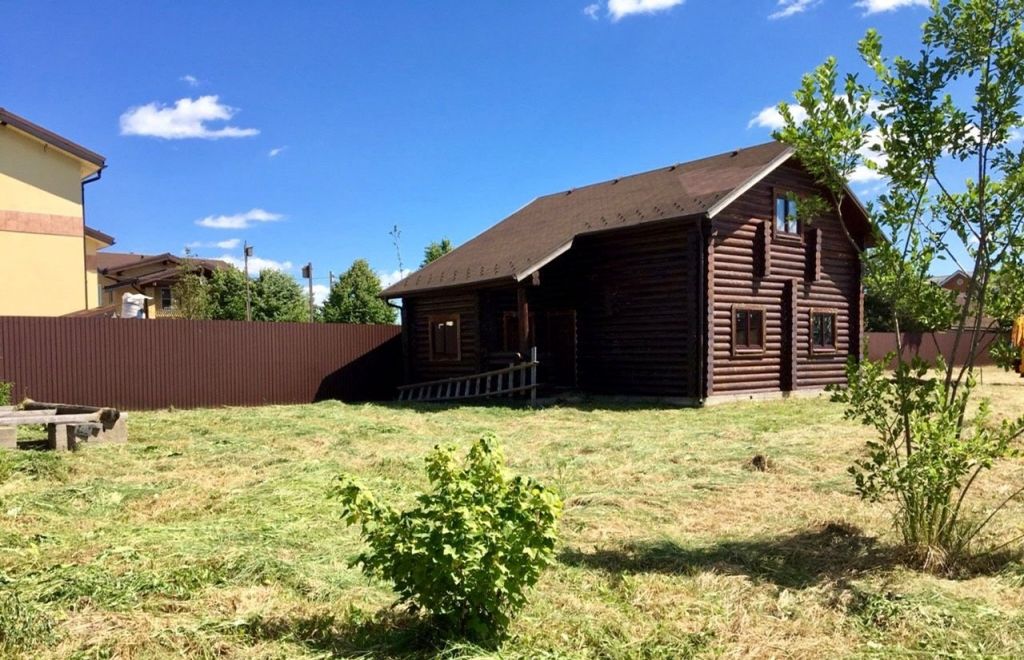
[0,107,106,170]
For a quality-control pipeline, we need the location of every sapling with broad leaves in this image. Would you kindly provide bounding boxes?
[334,436,562,643]
[775,0,1024,571]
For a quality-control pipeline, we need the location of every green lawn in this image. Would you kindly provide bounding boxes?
[1,370,1023,658]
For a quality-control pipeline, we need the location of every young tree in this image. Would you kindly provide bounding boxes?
[170,254,211,320]
[322,259,396,324]
[421,237,453,267]
[777,0,1024,570]
[250,269,308,323]
[207,266,248,321]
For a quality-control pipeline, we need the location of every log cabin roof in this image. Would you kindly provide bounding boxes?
[382,140,869,298]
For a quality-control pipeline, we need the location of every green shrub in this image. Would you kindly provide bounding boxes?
[0,381,11,407]
[334,435,562,642]
[834,356,1024,571]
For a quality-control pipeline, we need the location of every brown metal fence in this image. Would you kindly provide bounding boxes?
[865,331,1000,366]
[0,317,402,410]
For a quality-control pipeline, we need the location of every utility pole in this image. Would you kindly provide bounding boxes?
[244,242,253,321]
[302,262,314,322]
[329,270,335,290]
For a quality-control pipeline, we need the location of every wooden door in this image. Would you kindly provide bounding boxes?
[542,310,577,387]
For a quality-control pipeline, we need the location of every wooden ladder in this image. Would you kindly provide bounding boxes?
[397,348,539,404]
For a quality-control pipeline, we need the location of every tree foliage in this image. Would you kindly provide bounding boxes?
[207,267,249,321]
[250,269,308,323]
[421,238,453,267]
[322,259,395,324]
[170,256,211,320]
[778,0,1024,569]
[334,436,562,642]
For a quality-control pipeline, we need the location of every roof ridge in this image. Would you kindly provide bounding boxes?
[537,140,784,199]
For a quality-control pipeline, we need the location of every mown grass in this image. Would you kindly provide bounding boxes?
[0,370,1022,658]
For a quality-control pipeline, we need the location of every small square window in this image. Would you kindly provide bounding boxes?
[429,315,461,361]
[774,192,799,235]
[733,308,765,353]
[811,311,837,351]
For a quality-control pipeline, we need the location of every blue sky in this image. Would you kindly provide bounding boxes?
[3,0,936,299]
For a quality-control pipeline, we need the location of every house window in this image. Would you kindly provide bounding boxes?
[811,311,837,351]
[774,191,799,235]
[160,287,173,310]
[429,315,461,361]
[733,307,765,353]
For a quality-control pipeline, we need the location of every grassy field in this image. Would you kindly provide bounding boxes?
[1,371,1023,658]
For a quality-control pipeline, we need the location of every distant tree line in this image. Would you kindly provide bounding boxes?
[170,234,458,325]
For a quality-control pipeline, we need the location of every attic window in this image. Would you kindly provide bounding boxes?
[774,191,799,235]
[429,314,461,361]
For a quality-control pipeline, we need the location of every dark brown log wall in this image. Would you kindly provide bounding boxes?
[534,220,701,396]
[403,220,702,397]
[0,317,402,410]
[709,162,861,395]
[403,291,481,383]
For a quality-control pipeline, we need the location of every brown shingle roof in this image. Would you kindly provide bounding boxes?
[0,107,106,168]
[382,141,795,298]
[97,252,231,281]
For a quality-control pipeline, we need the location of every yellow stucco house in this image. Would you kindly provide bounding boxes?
[1,108,114,316]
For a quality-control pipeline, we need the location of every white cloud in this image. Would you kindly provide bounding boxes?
[180,74,200,87]
[748,104,808,130]
[854,0,929,14]
[218,254,293,274]
[846,127,887,183]
[748,103,886,184]
[378,268,412,289]
[120,95,259,140]
[583,3,601,19]
[607,0,685,21]
[770,0,820,19]
[186,238,242,249]
[268,146,287,158]
[196,208,283,230]
[312,284,330,305]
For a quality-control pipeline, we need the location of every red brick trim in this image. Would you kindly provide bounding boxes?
[0,209,83,237]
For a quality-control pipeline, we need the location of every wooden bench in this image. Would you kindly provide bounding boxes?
[0,401,126,451]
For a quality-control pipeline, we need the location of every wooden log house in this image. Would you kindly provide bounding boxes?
[381,141,874,403]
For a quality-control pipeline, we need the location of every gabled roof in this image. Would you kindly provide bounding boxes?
[97,252,231,290]
[97,252,179,274]
[382,141,870,299]
[929,270,971,287]
[0,107,106,169]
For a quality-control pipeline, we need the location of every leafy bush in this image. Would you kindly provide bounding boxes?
[833,356,1024,570]
[334,436,562,642]
[0,380,12,407]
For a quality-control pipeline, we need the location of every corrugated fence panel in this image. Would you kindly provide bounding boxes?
[866,331,999,366]
[0,317,402,410]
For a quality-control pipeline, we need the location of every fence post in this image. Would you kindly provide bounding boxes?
[530,346,538,407]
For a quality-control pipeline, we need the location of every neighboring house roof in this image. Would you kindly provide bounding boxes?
[84,226,116,246]
[0,107,106,168]
[382,141,873,298]
[97,252,231,291]
[64,303,120,318]
[929,270,971,288]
